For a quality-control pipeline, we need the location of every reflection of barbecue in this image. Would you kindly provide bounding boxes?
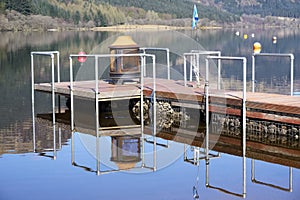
[131,100,190,128]
[111,136,141,170]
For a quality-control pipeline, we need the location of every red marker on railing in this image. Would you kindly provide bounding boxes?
[77,51,87,63]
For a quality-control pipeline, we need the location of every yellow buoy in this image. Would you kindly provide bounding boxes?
[272,36,277,44]
[253,42,262,54]
[243,34,248,40]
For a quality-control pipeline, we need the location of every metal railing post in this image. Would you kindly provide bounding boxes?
[205,58,209,161]
[166,48,170,80]
[242,57,247,198]
[51,53,56,160]
[217,52,221,90]
[152,55,157,171]
[69,57,74,131]
[184,55,187,86]
[252,53,294,95]
[252,55,256,93]
[67,53,156,173]
[31,53,36,153]
[190,55,194,82]
[31,51,60,155]
[140,55,145,168]
[206,56,247,198]
[290,54,294,96]
[140,47,170,79]
[94,56,100,175]
[184,51,221,87]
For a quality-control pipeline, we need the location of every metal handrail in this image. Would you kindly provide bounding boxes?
[69,53,157,175]
[252,53,294,96]
[140,47,170,80]
[31,51,60,160]
[183,51,221,88]
[205,56,247,198]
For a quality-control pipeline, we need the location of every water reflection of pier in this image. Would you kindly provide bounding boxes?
[71,128,157,175]
[27,104,300,199]
[160,124,298,198]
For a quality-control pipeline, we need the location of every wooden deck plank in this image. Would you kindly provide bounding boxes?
[34,78,300,124]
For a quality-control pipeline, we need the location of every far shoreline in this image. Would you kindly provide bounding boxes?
[90,24,223,32]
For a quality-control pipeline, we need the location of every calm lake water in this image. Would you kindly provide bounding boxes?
[0,28,300,200]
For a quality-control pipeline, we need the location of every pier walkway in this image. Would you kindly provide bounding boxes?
[34,77,300,125]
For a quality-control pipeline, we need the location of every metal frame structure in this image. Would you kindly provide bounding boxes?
[252,53,294,96]
[183,51,221,88]
[31,51,60,160]
[251,159,293,192]
[183,144,220,166]
[69,53,157,175]
[71,130,157,175]
[140,47,170,80]
[205,56,247,198]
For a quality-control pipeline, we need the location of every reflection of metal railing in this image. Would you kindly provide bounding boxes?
[205,56,247,198]
[184,144,220,166]
[71,131,157,175]
[252,53,294,96]
[251,159,293,192]
[31,51,60,160]
[140,47,170,80]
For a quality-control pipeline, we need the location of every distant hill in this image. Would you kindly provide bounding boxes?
[97,0,300,19]
[97,0,239,22]
[0,0,300,31]
[211,0,300,18]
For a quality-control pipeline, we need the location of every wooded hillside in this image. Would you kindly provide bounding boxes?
[0,0,300,31]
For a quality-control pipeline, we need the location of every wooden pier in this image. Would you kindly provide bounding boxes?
[34,78,300,125]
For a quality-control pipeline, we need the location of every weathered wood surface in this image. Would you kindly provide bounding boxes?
[35,80,141,100]
[34,78,300,124]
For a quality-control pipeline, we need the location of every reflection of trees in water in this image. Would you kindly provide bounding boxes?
[0,118,71,156]
[0,31,110,129]
[0,31,110,56]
